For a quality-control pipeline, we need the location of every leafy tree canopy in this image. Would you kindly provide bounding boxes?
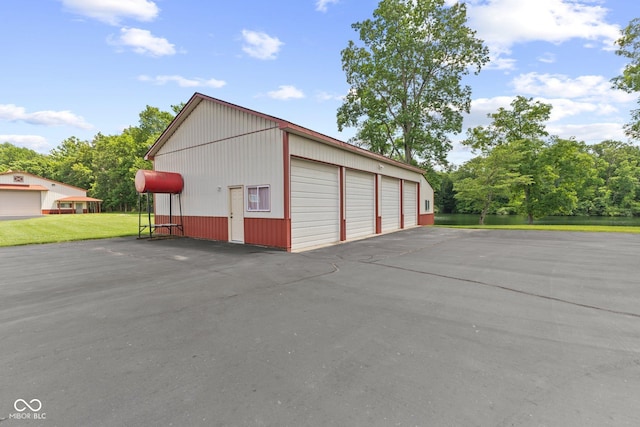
[337,0,489,166]
[612,18,640,139]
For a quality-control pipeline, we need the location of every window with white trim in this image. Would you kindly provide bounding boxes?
[247,185,270,212]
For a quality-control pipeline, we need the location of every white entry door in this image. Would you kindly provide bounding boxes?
[229,187,244,243]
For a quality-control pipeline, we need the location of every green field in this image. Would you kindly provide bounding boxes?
[0,214,142,247]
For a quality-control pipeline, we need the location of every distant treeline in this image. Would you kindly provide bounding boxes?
[435,138,640,219]
[0,105,180,211]
[429,97,640,224]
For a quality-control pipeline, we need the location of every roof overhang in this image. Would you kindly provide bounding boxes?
[56,196,102,202]
[0,184,48,191]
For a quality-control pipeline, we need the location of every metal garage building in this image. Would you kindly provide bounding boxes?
[145,93,434,252]
[0,171,101,216]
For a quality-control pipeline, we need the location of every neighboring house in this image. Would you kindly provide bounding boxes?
[145,92,434,252]
[0,171,101,216]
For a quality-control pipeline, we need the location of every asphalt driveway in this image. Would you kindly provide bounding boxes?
[1,228,639,426]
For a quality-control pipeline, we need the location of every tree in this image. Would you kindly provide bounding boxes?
[90,105,175,211]
[612,18,640,139]
[0,142,52,177]
[463,96,552,224]
[49,137,94,190]
[337,0,489,165]
[132,105,176,148]
[590,140,640,216]
[533,138,597,217]
[454,143,531,224]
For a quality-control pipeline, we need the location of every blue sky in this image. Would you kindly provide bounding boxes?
[1,0,639,165]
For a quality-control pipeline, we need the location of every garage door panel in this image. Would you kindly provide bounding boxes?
[345,170,375,240]
[0,191,41,216]
[381,177,400,232]
[291,159,340,251]
[403,181,417,228]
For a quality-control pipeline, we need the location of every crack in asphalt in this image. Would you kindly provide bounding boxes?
[367,260,640,319]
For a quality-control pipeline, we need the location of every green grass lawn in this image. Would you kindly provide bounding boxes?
[0,213,143,247]
[436,224,640,233]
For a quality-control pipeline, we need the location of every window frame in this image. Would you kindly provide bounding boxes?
[246,185,271,212]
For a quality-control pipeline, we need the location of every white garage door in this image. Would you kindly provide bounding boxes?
[345,170,375,240]
[291,159,340,251]
[0,190,42,216]
[381,176,400,233]
[403,181,417,227]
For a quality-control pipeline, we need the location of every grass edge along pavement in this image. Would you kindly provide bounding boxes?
[435,224,640,233]
[1,214,639,248]
[0,213,142,247]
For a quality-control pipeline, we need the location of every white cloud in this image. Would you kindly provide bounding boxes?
[0,135,50,151]
[548,122,627,143]
[241,30,283,60]
[463,96,514,128]
[511,72,636,103]
[316,0,339,12]
[138,75,226,88]
[468,0,621,68]
[537,52,556,64]
[112,27,176,56]
[268,85,305,100]
[0,104,92,129]
[60,0,159,25]
[316,91,344,102]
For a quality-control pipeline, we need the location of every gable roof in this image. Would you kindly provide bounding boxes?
[145,92,425,175]
[0,171,89,192]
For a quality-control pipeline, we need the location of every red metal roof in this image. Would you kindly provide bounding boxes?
[0,184,48,191]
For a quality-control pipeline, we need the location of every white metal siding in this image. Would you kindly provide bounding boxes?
[290,159,340,251]
[153,100,284,218]
[289,134,418,181]
[288,133,433,217]
[403,181,417,227]
[0,191,41,215]
[345,170,375,239]
[381,177,400,232]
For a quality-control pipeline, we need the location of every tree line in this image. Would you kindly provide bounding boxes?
[433,97,640,223]
[0,105,179,211]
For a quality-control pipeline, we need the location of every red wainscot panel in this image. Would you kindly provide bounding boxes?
[155,215,228,240]
[244,218,290,251]
[418,213,435,226]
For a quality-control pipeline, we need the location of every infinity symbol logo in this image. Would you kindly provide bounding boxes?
[14,399,42,412]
